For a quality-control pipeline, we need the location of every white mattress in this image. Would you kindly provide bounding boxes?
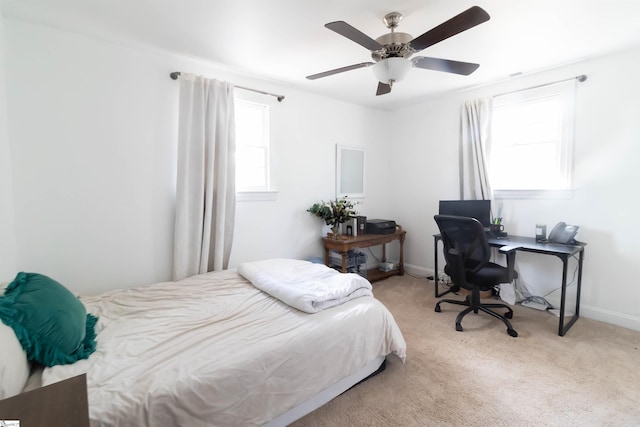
[41,269,406,426]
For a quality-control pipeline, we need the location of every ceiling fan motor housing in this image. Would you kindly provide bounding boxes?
[372,32,413,61]
[382,12,403,29]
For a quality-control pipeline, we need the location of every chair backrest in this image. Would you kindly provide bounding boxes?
[434,214,491,289]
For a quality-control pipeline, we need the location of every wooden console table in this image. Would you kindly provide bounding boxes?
[322,227,406,282]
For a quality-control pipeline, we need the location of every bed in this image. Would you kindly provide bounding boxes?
[24,259,406,426]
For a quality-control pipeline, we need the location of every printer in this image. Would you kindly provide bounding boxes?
[366,219,396,235]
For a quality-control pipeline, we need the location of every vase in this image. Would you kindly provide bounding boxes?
[324,224,342,240]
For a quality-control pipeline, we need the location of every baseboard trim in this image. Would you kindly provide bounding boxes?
[580,305,640,333]
[403,263,432,278]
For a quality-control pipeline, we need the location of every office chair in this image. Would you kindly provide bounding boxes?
[434,214,518,337]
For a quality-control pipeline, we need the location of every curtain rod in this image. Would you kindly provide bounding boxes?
[494,74,587,98]
[169,72,285,102]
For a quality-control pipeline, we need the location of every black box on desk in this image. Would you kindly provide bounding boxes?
[366,219,396,234]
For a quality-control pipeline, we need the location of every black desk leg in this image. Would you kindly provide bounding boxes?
[558,250,582,336]
[575,250,584,319]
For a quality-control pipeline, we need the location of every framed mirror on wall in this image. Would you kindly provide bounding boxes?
[336,145,365,198]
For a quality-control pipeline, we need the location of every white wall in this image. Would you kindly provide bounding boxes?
[1,19,391,294]
[4,16,639,331]
[231,90,391,268]
[389,46,640,330]
[0,13,17,280]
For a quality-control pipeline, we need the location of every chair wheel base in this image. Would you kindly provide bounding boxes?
[435,305,441,313]
[455,323,463,332]
[505,311,513,319]
[508,329,518,337]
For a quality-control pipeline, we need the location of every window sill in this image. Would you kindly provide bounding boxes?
[236,191,278,202]
[494,189,575,200]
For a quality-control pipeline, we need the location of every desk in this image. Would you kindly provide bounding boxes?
[323,228,406,282]
[433,234,585,336]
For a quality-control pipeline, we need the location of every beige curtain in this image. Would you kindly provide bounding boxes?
[173,74,236,280]
[459,97,493,200]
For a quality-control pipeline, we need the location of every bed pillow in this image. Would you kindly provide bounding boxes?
[0,319,30,399]
[0,272,98,367]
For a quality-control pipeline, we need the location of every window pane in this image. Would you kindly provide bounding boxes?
[237,147,266,170]
[236,147,267,188]
[237,166,266,188]
[236,105,266,148]
[493,96,562,146]
[235,100,270,191]
[491,142,561,189]
[490,81,575,193]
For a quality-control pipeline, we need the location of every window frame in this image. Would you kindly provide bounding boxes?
[234,97,277,201]
[490,80,577,200]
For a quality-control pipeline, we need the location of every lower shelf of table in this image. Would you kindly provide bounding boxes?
[327,264,403,282]
[362,267,402,282]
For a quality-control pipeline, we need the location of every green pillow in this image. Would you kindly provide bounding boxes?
[0,272,98,367]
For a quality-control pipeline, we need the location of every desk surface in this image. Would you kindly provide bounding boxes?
[434,233,584,257]
[322,228,405,247]
[486,234,585,257]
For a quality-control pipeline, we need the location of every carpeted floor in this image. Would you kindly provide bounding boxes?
[292,274,640,426]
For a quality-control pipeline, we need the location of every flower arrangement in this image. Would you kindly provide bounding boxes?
[307,197,358,235]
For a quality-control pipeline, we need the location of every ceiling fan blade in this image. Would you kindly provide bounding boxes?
[410,6,490,52]
[376,82,392,96]
[306,62,374,80]
[412,56,480,75]
[325,21,384,51]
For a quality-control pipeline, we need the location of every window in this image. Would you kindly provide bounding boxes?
[235,99,272,196]
[490,80,576,198]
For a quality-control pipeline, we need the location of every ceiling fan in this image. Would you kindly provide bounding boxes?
[306,6,490,96]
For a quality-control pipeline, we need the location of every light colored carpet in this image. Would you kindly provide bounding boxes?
[292,274,640,426]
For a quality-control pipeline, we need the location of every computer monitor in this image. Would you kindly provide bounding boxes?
[438,200,492,228]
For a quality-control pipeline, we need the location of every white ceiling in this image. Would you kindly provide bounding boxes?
[2,0,640,110]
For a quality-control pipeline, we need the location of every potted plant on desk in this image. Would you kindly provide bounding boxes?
[307,197,357,239]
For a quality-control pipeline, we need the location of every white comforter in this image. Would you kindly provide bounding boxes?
[238,259,373,313]
[41,269,406,427]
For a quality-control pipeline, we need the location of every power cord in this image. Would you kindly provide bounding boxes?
[542,254,580,298]
[430,272,454,292]
[518,254,580,307]
[365,247,382,263]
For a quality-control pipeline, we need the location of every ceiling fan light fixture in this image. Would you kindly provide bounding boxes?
[372,57,412,84]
